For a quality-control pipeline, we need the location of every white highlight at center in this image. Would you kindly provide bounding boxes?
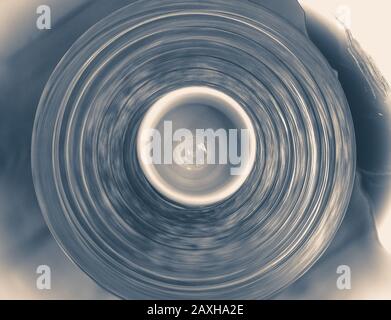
[137,86,257,207]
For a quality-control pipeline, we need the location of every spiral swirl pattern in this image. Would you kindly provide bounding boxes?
[32,0,356,299]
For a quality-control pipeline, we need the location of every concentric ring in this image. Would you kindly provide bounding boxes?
[137,86,257,207]
[32,0,356,299]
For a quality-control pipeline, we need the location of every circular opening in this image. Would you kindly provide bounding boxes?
[137,86,257,206]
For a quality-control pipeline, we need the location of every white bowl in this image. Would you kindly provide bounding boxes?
[137,86,257,206]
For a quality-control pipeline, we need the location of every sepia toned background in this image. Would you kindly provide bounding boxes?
[0,0,390,299]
